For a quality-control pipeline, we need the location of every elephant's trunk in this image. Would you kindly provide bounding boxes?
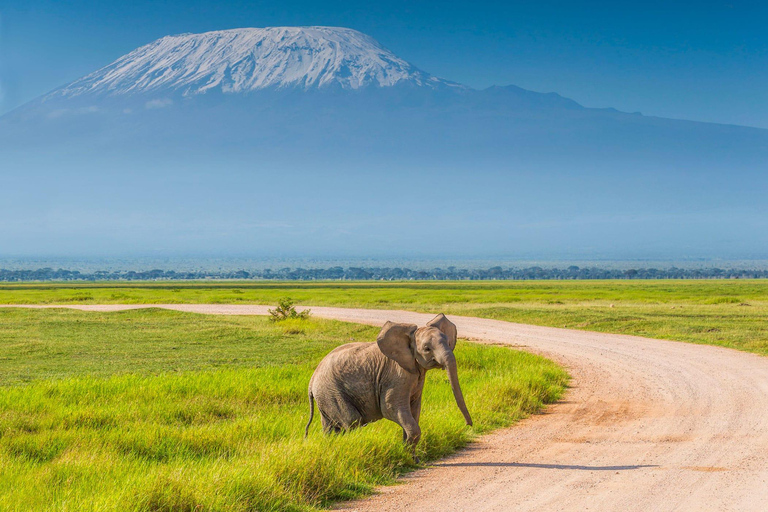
[441,351,473,426]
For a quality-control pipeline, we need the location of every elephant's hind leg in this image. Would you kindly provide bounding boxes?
[318,396,364,433]
[320,411,343,434]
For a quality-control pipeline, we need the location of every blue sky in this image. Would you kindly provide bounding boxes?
[1,0,766,127]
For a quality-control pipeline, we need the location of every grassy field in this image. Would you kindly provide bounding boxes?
[1,280,767,355]
[0,308,567,511]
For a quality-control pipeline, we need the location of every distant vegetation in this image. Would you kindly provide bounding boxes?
[2,265,768,282]
[0,309,566,511]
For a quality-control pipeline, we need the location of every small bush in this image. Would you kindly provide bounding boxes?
[268,298,310,322]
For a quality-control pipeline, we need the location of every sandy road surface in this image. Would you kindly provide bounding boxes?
[8,304,768,511]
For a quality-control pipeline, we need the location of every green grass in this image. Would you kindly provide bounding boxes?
[0,308,567,511]
[2,280,767,355]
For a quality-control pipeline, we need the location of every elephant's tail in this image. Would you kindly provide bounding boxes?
[304,389,315,438]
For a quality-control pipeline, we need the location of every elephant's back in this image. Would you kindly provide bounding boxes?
[312,342,379,382]
[325,342,372,358]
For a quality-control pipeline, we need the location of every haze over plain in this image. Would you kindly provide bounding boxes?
[2,4,766,261]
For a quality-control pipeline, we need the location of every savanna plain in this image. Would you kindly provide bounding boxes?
[3,280,767,353]
[2,279,767,511]
[0,306,565,511]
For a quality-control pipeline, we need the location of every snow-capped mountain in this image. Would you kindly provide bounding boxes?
[46,27,458,100]
[2,27,767,259]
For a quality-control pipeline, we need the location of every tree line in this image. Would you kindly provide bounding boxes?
[1,265,767,282]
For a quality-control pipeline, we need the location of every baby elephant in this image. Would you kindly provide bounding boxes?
[305,314,473,454]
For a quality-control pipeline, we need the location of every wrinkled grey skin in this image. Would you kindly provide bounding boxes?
[305,314,472,456]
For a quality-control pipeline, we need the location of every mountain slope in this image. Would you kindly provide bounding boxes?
[1,27,767,259]
[43,27,458,101]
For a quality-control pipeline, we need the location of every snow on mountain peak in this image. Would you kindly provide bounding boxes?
[53,27,457,98]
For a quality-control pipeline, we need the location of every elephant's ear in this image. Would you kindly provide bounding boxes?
[377,321,419,374]
[427,313,458,351]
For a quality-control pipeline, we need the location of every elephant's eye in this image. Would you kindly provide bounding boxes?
[424,347,431,352]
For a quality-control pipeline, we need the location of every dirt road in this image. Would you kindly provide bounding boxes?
[10,304,768,511]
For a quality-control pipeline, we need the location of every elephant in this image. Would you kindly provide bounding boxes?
[304,313,472,457]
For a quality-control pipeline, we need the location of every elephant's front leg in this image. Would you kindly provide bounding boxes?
[383,401,421,460]
[411,394,422,424]
[382,381,422,461]
[402,393,423,442]
[392,406,421,462]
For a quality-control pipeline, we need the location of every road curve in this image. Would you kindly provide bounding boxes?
[9,304,768,511]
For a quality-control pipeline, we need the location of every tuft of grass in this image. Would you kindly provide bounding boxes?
[703,296,742,304]
[0,309,567,511]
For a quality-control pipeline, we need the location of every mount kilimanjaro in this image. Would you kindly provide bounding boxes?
[2,27,767,259]
[45,27,458,96]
